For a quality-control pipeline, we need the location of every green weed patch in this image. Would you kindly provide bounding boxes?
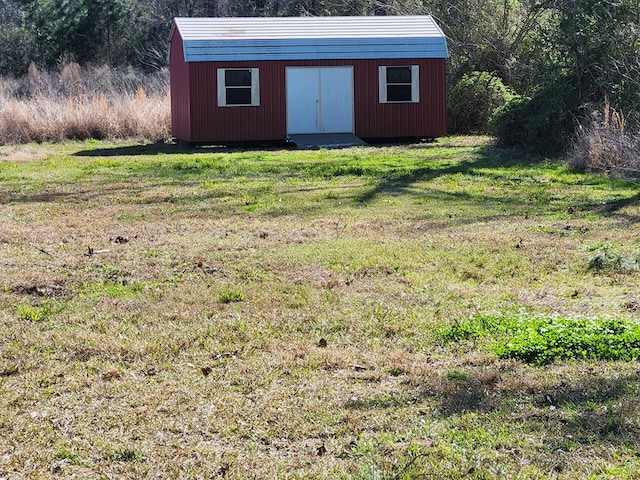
[15,300,65,322]
[217,288,245,304]
[441,315,640,365]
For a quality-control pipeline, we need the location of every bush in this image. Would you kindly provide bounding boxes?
[489,78,577,155]
[448,71,514,134]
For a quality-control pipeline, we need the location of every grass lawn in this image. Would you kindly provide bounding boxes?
[1,136,640,478]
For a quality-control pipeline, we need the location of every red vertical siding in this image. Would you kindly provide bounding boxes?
[186,60,286,143]
[169,30,191,142]
[173,58,446,143]
[353,58,447,138]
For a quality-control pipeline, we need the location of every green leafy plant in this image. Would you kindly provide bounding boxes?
[489,79,577,154]
[217,288,245,304]
[496,317,640,365]
[15,300,65,322]
[440,314,640,365]
[55,445,88,466]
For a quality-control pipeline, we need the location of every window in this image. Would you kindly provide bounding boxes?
[217,68,260,107]
[378,66,419,103]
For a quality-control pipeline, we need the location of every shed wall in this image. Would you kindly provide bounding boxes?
[353,58,446,138]
[169,30,192,141]
[175,58,446,143]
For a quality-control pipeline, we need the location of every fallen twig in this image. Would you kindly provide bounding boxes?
[30,244,52,257]
[85,247,110,256]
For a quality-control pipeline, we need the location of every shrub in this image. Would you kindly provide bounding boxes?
[448,71,514,134]
[489,78,577,155]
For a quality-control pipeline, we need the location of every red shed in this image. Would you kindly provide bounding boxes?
[169,16,448,145]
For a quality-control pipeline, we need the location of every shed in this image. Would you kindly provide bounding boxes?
[169,15,449,145]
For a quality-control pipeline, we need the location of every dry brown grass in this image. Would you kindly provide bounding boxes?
[0,63,170,144]
[569,102,640,177]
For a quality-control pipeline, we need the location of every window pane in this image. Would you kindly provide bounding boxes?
[387,84,412,102]
[226,87,252,105]
[386,67,412,84]
[225,70,252,87]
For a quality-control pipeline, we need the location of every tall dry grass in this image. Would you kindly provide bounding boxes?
[569,102,640,177]
[0,63,170,144]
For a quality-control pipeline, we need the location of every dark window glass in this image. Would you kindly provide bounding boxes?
[226,88,252,105]
[386,67,412,84]
[225,69,252,87]
[387,84,412,102]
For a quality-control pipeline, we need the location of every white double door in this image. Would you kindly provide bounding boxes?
[286,66,354,135]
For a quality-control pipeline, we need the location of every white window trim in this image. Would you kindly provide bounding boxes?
[378,65,420,104]
[217,68,260,107]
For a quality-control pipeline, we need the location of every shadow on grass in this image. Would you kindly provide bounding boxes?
[536,373,640,444]
[419,366,640,446]
[4,141,638,223]
[598,192,640,213]
[353,144,543,204]
[71,137,465,157]
[346,144,640,223]
[73,140,291,157]
[577,190,640,224]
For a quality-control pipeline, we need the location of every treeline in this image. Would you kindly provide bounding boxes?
[0,0,378,74]
[1,0,640,153]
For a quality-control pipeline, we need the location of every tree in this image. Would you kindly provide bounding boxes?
[554,0,640,111]
[0,0,33,75]
[15,0,142,67]
[490,0,640,152]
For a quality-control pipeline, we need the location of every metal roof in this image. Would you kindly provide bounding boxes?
[173,16,448,62]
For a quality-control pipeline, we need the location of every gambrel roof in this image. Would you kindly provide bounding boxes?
[172,16,448,62]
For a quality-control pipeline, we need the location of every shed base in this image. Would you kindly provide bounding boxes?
[287,133,366,149]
